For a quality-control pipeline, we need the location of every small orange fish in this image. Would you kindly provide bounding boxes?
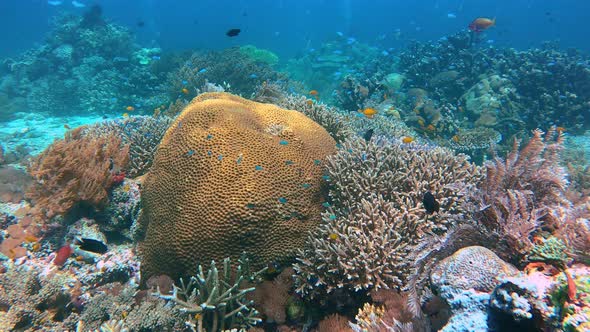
[32,243,41,252]
[402,136,414,144]
[328,233,339,240]
[24,235,38,243]
[468,17,496,33]
[122,113,129,118]
[309,90,318,96]
[126,106,135,111]
[426,124,436,131]
[360,107,377,119]
[306,99,314,107]
[181,88,189,95]
[564,270,577,301]
[452,135,460,143]
[556,126,566,133]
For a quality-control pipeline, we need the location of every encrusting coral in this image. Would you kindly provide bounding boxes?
[138,92,337,282]
[294,139,481,297]
[27,127,129,219]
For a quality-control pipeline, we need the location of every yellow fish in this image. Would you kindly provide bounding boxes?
[402,136,414,144]
[360,107,377,119]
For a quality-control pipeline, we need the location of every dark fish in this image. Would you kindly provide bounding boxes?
[363,128,374,142]
[226,28,241,37]
[76,238,108,254]
[422,191,440,214]
[137,20,145,27]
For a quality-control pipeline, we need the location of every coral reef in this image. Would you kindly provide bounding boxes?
[285,35,395,105]
[294,139,481,297]
[165,47,286,100]
[154,256,265,332]
[3,11,166,117]
[138,92,337,282]
[26,127,129,219]
[397,32,590,141]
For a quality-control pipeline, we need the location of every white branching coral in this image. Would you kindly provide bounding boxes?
[294,139,482,297]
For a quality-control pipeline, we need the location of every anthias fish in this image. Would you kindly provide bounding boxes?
[469,17,496,33]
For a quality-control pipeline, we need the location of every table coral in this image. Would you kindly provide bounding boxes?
[138,92,336,282]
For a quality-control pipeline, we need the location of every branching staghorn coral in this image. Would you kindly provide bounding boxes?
[476,128,569,263]
[83,116,173,177]
[295,195,419,295]
[277,94,353,143]
[294,139,482,297]
[154,256,266,332]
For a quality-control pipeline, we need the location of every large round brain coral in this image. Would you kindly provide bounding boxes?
[139,92,336,282]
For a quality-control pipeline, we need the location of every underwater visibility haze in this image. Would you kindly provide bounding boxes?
[0,1,589,331]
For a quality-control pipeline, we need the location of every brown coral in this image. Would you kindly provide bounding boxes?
[138,92,336,282]
[316,314,352,332]
[250,268,294,324]
[27,128,129,219]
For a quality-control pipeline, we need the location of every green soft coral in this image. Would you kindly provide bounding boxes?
[527,236,571,268]
[239,45,279,65]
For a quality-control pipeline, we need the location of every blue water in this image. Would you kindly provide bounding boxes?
[1,0,589,58]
